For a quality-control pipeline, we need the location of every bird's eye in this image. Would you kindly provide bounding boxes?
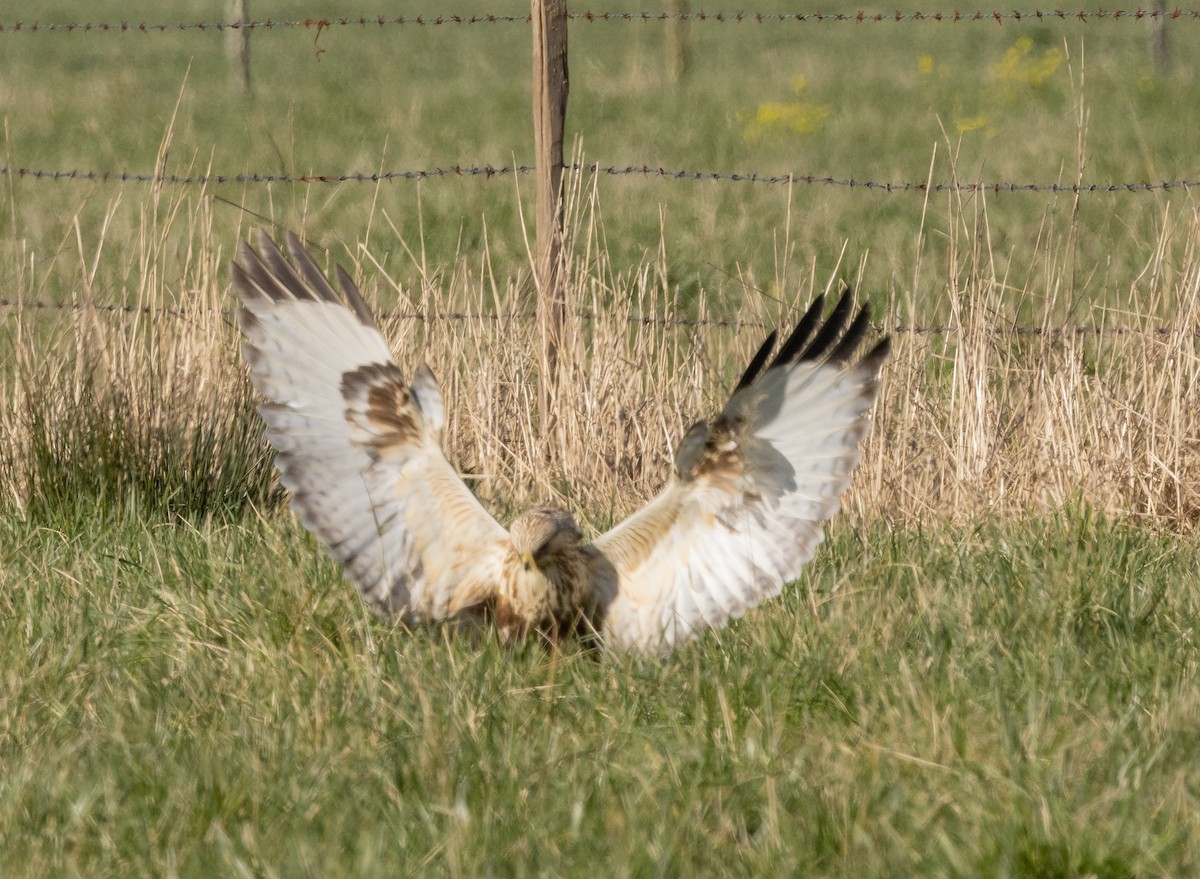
[523,561,532,572]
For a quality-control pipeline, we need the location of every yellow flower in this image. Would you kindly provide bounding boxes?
[742,75,831,141]
[955,114,990,133]
[744,101,830,141]
[954,114,996,137]
[917,55,935,75]
[996,36,1061,86]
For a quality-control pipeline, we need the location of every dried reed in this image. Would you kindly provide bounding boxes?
[3,177,1198,532]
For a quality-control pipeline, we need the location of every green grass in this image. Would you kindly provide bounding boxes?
[1,507,1196,877]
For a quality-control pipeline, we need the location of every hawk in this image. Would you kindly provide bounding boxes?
[232,230,889,655]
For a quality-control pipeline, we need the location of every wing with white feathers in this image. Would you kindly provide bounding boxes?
[590,290,889,654]
[232,230,509,624]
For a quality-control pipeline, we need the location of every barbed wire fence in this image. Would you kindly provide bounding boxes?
[3,162,1199,193]
[3,297,1196,339]
[2,6,1199,340]
[3,8,1199,30]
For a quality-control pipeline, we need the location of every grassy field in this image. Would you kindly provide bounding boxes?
[2,509,1198,877]
[3,2,1200,876]
[3,0,1199,311]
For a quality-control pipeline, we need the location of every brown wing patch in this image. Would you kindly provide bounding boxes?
[684,416,745,494]
[366,384,418,439]
[341,362,422,453]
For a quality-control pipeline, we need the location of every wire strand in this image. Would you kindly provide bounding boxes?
[0,298,1192,337]
[3,9,1199,33]
[4,163,1197,194]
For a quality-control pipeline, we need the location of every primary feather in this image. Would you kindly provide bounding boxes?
[234,231,511,624]
[232,231,889,654]
[590,289,889,653]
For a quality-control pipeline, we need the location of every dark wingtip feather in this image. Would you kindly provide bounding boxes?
[229,259,259,301]
[767,291,828,372]
[335,265,379,329]
[798,287,855,362]
[826,301,872,366]
[859,336,891,376]
[733,329,778,393]
[234,239,258,275]
[232,229,380,329]
[731,288,890,397]
[232,237,291,303]
[254,228,313,301]
[284,231,342,305]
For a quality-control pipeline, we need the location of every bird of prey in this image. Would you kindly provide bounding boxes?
[232,230,889,655]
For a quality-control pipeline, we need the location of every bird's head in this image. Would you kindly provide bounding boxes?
[509,505,582,572]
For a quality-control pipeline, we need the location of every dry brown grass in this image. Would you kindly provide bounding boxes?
[0,189,274,517]
[3,176,1200,532]
[864,192,1200,529]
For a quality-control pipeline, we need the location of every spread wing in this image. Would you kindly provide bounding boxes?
[590,290,889,654]
[231,230,509,624]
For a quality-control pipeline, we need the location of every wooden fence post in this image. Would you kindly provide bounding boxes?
[667,0,691,81]
[531,0,570,418]
[1151,0,1170,74]
[226,0,252,94]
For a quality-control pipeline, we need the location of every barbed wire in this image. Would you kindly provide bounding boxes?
[0,298,1192,338]
[0,165,532,185]
[580,165,1200,193]
[4,162,1198,194]
[574,8,1200,20]
[2,9,1199,33]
